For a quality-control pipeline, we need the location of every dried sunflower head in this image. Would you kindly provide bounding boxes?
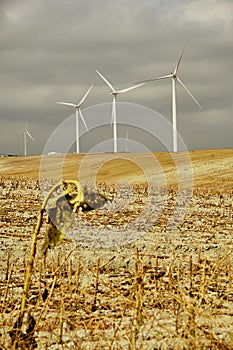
[41,180,108,255]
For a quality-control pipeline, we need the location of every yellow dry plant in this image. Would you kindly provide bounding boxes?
[11,179,106,349]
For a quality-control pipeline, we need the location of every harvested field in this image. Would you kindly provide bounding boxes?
[0,148,233,188]
[0,149,233,349]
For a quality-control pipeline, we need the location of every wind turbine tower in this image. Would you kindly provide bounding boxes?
[57,85,93,153]
[21,118,34,156]
[96,70,144,153]
[136,47,202,152]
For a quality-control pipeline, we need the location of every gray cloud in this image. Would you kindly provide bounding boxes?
[0,0,232,154]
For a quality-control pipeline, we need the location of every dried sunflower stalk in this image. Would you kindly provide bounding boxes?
[17,179,107,337]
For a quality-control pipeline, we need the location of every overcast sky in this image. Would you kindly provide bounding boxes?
[0,0,232,155]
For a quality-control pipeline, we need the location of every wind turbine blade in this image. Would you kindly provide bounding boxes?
[78,84,94,106]
[177,77,202,110]
[174,45,185,75]
[134,78,157,84]
[134,74,172,84]
[96,69,116,92]
[26,130,34,140]
[118,82,145,94]
[155,74,173,80]
[79,108,89,132]
[56,102,75,107]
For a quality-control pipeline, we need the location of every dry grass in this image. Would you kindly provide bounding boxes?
[0,149,233,349]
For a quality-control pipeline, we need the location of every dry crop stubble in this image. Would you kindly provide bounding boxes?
[0,149,233,348]
[0,240,232,349]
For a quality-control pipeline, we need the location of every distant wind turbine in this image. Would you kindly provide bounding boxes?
[96,69,144,153]
[57,85,93,153]
[136,47,202,152]
[21,118,34,156]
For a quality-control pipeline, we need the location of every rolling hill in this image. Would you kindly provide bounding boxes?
[0,148,233,189]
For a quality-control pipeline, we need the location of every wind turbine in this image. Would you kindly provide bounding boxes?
[136,47,202,152]
[21,118,34,156]
[96,69,144,153]
[56,85,93,153]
